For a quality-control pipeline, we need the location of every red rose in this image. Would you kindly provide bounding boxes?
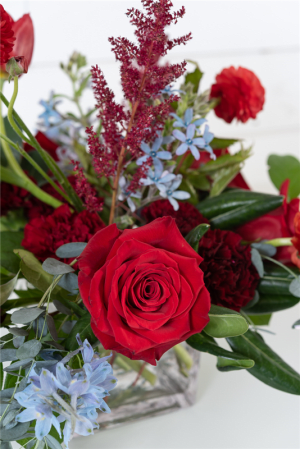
[198,229,259,311]
[236,180,299,265]
[24,131,60,162]
[0,7,34,76]
[22,204,105,264]
[210,66,265,123]
[141,200,209,236]
[0,5,15,64]
[191,148,250,190]
[291,212,300,268]
[0,182,30,216]
[78,217,211,365]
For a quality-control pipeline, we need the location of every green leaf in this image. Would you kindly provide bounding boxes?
[0,271,20,306]
[8,327,29,337]
[64,313,97,351]
[56,242,87,258]
[4,359,33,372]
[186,333,254,371]
[0,362,3,389]
[0,231,24,273]
[185,223,210,251]
[246,294,298,315]
[186,171,210,191]
[258,276,293,296]
[268,154,300,200]
[248,314,272,326]
[289,277,300,298]
[251,242,277,257]
[0,349,17,363]
[14,249,54,293]
[204,305,249,338]
[0,422,30,442]
[199,148,250,174]
[227,329,300,395]
[184,61,203,93]
[45,434,64,449]
[42,258,74,275]
[210,137,240,149]
[75,73,91,97]
[57,273,79,295]
[292,319,300,329]
[16,339,42,360]
[242,291,260,311]
[209,164,243,197]
[251,248,264,277]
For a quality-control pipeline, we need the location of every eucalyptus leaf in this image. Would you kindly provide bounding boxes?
[289,277,300,298]
[64,313,97,351]
[58,273,79,295]
[292,319,300,329]
[2,409,19,427]
[204,305,249,338]
[0,422,30,441]
[4,358,33,372]
[185,224,210,251]
[42,258,74,276]
[32,316,48,339]
[251,242,277,257]
[11,307,45,324]
[52,300,72,316]
[62,321,77,334]
[0,349,17,363]
[46,315,58,341]
[16,340,42,360]
[227,329,300,395]
[55,242,87,259]
[0,442,13,449]
[13,336,25,349]
[0,271,20,306]
[8,328,29,337]
[251,248,264,277]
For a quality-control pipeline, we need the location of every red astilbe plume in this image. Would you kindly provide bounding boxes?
[127,158,152,193]
[73,163,104,214]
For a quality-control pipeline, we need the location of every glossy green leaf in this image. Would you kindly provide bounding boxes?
[185,224,210,251]
[64,313,98,351]
[16,339,42,360]
[227,329,300,395]
[248,314,272,326]
[204,305,249,338]
[251,248,264,277]
[0,271,20,306]
[258,276,292,296]
[242,291,260,311]
[268,154,300,200]
[42,258,74,275]
[247,294,298,315]
[0,231,24,273]
[210,137,240,149]
[186,333,254,371]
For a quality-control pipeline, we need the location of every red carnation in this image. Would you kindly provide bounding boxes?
[210,66,265,123]
[142,200,209,237]
[0,7,34,76]
[22,204,105,264]
[0,182,30,216]
[0,5,16,64]
[198,229,260,311]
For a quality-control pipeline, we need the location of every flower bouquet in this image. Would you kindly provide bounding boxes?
[0,1,300,448]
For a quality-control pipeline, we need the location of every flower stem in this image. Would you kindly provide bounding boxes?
[265,238,293,247]
[173,343,193,370]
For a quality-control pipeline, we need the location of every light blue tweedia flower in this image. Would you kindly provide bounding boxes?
[140,160,176,188]
[201,125,216,161]
[15,335,117,448]
[158,175,190,211]
[173,124,206,161]
[160,84,185,96]
[170,108,206,129]
[38,92,62,128]
[118,176,142,212]
[136,136,173,167]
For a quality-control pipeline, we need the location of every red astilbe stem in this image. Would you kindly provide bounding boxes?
[88,0,192,225]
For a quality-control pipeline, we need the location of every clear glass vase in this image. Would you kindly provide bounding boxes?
[95,343,200,430]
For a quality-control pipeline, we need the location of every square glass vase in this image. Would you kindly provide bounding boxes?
[95,343,200,430]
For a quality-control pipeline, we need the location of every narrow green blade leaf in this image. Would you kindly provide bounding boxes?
[210,137,240,149]
[184,60,203,93]
[205,305,249,338]
[227,329,300,395]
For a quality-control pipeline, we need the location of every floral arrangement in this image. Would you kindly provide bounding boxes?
[0,1,300,448]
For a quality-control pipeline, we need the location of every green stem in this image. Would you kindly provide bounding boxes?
[173,343,193,370]
[116,354,156,385]
[2,84,84,212]
[0,367,22,423]
[266,238,293,247]
[0,133,71,204]
[261,255,298,279]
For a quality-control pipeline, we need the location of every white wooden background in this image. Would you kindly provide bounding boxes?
[3,1,300,448]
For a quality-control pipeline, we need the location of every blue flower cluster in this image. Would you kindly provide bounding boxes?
[15,335,117,448]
